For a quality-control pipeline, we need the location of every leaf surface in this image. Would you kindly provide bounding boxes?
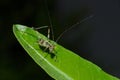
[13,24,119,80]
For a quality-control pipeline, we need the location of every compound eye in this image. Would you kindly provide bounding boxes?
[39,38,42,41]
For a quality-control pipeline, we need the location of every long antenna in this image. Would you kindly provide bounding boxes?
[56,15,94,42]
[44,0,54,40]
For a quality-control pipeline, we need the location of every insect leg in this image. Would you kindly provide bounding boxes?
[47,28,50,39]
[32,26,48,30]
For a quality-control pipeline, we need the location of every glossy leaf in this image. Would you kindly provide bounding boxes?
[13,24,119,80]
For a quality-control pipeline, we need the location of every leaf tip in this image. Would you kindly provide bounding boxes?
[13,24,27,32]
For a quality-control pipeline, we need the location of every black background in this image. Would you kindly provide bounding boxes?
[0,0,120,79]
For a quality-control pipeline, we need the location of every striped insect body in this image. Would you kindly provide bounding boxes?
[38,38,55,53]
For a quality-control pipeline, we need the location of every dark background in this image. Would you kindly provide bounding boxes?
[0,0,120,80]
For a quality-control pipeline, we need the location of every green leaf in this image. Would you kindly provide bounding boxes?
[13,24,119,80]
